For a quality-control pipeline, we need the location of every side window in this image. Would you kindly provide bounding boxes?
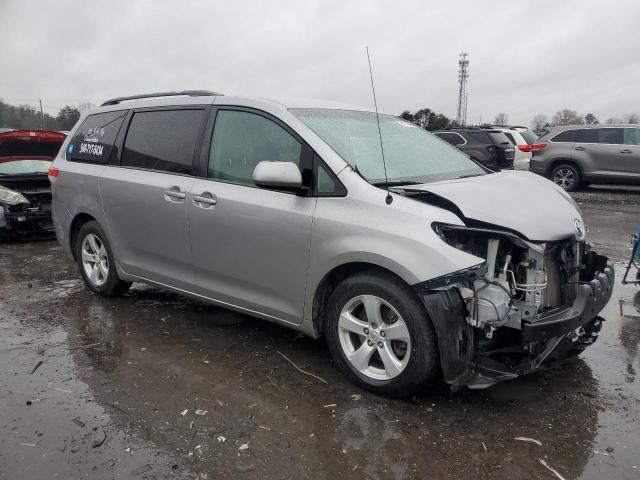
[468,131,490,144]
[624,128,640,145]
[121,109,206,174]
[68,110,127,163]
[314,156,346,196]
[596,128,623,145]
[208,110,302,186]
[550,130,577,143]
[503,132,516,144]
[435,132,464,146]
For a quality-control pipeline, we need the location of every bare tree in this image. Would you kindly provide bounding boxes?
[531,114,548,130]
[605,117,622,124]
[551,109,584,126]
[623,113,639,124]
[584,113,599,124]
[494,113,508,125]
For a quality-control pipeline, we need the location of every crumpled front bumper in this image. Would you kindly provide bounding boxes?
[522,263,614,342]
[417,259,615,390]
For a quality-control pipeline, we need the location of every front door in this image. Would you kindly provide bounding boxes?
[189,108,316,323]
[100,107,208,290]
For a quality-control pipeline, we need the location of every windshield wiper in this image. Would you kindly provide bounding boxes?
[456,173,485,179]
[371,180,422,187]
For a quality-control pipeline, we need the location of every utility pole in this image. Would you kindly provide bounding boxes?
[39,99,45,129]
[456,52,470,127]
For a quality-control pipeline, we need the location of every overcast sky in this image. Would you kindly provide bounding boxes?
[1,0,639,126]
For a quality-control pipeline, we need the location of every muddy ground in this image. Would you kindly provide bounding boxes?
[1,186,639,480]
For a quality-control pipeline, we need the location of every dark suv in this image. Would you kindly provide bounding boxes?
[433,128,515,170]
[529,125,640,191]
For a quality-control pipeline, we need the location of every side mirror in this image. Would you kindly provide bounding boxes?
[253,161,303,191]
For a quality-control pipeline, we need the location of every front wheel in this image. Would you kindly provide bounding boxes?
[75,221,131,297]
[325,271,439,397]
[550,163,581,191]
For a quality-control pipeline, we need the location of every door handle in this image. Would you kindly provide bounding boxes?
[574,146,586,151]
[620,149,633,154]
[193,192,217,208]
[164,187,187,202]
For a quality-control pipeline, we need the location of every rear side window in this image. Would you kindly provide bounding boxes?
[208,110,302,186]
[434,132,465,146]
[624,128,640,145]
[575,128,623,144]
[518,130,538,145]
[468,131,490,143]
[487,132,512,145]
[503,132,516,144]
[121,109,206,174]
[68,111,127,163]
[550,130,578,143]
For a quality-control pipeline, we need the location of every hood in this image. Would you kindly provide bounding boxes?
[0,174,50,192]
[403,171,583,242]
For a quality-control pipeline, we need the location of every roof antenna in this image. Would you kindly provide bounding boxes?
[366,47,393,205]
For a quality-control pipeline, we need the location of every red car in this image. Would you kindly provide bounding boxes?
[0,129,66,238]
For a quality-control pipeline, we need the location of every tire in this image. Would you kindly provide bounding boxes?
[325,270,439,397]
[75,221,131,297]
[550,163,581,191]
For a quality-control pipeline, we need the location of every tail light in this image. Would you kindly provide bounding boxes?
[518,144,546,152]
[48,165,59,183]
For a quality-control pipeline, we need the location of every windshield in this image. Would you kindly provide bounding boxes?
[291,109,485,184]
[0,159,52,175]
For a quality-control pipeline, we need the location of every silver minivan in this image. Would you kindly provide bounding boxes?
[50,91,613,395]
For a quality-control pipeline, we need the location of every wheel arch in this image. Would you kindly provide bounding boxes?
[310,261,417,338]
[547,158,584,177]
[68,212,97,260]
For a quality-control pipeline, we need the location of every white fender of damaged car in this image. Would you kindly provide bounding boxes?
[302,169,486,331]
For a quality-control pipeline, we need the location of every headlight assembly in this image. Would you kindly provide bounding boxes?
[0,185,29,205]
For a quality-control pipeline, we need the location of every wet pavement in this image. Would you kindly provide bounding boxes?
[1,187,639,480]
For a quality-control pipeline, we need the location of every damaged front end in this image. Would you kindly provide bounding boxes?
[415,224,614,389]
[0,177,55,239]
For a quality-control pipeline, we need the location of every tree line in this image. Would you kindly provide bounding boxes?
[398,108,453,130]
[530,110,639,131]
[0,100,85,131]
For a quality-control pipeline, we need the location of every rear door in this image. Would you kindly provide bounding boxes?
[574,128,625,179]
[188,108,316,323]
[622,128,640,180]
[99,107,208,289]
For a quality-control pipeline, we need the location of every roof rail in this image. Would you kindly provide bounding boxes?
[101,90,223,106]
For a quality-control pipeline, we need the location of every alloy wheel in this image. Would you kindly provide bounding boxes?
[338,295,411,380]
[553,168,575,190]
[81,233,109,287]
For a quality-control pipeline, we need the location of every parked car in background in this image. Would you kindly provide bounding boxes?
[482,126,533,169]
[0,129,66,238]
[433,128,514,170]
[50,90,612,395]
[529,125,640,191]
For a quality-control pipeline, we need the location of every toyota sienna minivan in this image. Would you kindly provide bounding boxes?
[50,90,613,396]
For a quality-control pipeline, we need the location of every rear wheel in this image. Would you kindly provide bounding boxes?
[550,163,581,191]
[325,271,439,397]
[75,221,131,297]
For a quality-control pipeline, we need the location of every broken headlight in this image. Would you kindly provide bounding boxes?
[0,185,29,205]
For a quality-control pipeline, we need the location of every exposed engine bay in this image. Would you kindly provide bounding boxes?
[416,223,614,389]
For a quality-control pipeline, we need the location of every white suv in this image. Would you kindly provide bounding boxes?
[487,126,538,170]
